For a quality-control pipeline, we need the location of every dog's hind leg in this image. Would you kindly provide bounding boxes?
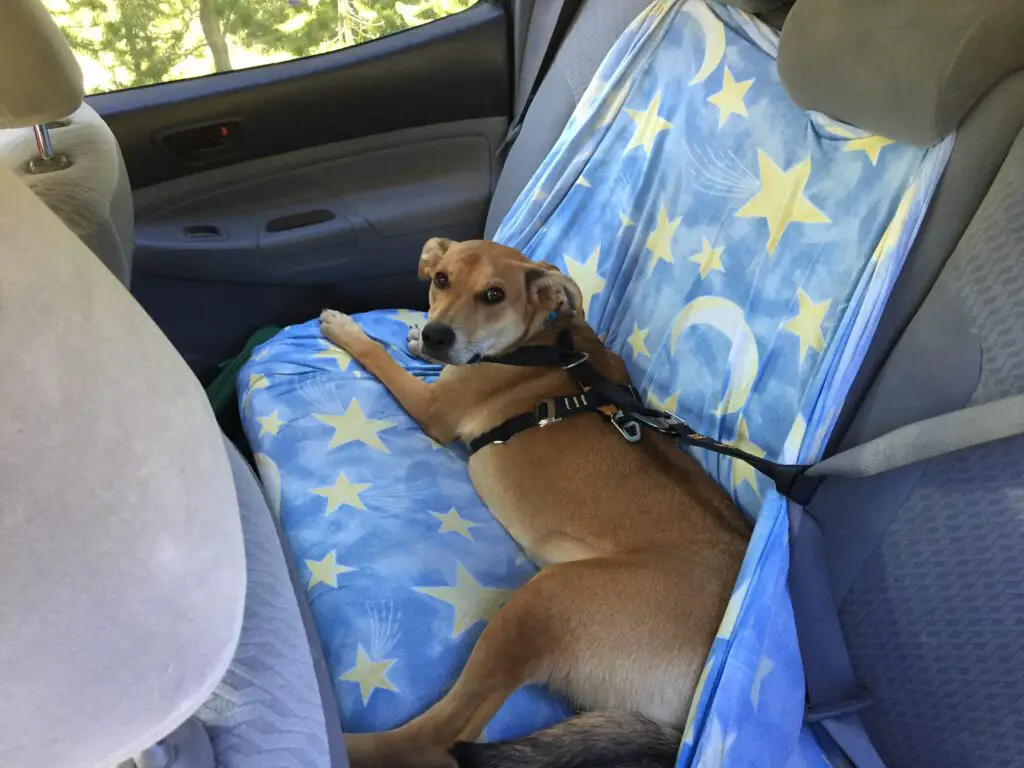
[344,571,555,768]
[345,548,737,768]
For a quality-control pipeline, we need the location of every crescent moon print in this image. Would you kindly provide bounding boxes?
[684,1,726,86]
[670,296,759,416]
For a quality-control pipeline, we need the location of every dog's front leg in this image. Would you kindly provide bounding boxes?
[319,310,456,443]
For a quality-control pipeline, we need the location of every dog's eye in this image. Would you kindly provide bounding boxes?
[433,272,449,289]
[483,286,505,305]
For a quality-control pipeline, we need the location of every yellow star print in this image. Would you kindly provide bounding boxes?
[843,135,894,165]
[305,550,356,589]
[241,373,269,410]
[782,288,831,363]
[388,309,425,327]
[314,399,396,452]
[872,184,916,264]
[688,236,725,279]
[730,418,765,496]
[419,433,444,450]
[624,92,672,155]
[415,562,514,637]
[432,508,481,541]
[683,657,713,744]
[312,471,370,516]
[647,390,680,415]
[737,150,830,254]
[707,67,753,129]
[617,211,635,237]
[256,410,284,437]
[626,323,651,360]
[597,79,631,128]
[576,175,592,188]
[564,247,606,317]
[340,645,398,705]
[313,343,352,371]
[645,202,682,271]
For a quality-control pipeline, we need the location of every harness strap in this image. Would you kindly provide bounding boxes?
[473,328,819,503]
[467,386,639,454]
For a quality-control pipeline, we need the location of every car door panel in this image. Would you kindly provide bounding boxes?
[132,117,504,285]
[84,1,511,380]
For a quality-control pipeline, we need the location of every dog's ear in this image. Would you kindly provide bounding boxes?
[419,237,454,281]
[524,265,583,318]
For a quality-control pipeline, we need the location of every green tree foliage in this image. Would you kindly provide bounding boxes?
[46,0,475,92]
[53,0,205,89]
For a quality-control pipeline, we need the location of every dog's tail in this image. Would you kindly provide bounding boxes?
[449,711,682,768]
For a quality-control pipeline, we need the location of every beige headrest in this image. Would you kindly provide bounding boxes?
[0,0,84,129]
[778,0,1024,146]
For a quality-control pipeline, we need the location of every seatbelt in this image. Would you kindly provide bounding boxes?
[807,391,1024,479]
[496,0,585,158]
[790,504,887,768]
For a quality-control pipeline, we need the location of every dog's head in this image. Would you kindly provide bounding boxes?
[415,237,582,364]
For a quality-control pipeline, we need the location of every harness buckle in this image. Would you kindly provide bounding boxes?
[535,399,561,428]
[632,410,683,433]
[610,411,642,443]
[562,352,589,370]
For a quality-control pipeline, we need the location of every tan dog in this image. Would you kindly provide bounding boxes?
[319,238,750,768]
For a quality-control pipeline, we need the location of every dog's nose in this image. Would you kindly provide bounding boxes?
[421,322,456,352]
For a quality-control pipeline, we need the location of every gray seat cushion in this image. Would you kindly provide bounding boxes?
[197,439,347,768]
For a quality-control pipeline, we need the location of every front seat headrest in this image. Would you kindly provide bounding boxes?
[0,0,84,129]
[778,0,1024,146]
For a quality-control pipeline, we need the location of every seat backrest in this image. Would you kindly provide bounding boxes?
[0,2,245,764]
[0,159,246,768]
[486,0,794,237]
[0,0,134,286]
[779,0,1024,764]
[486,0,659,236]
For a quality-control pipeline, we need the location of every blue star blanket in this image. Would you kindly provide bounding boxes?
[238,1,953,765]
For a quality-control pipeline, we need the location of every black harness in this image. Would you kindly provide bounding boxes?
[465,327,820,505]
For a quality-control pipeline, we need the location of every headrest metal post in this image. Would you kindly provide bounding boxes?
[32,123,53,160]
[26,121,71,175]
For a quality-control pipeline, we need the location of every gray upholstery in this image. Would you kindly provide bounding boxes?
[830,71,1024,451]
[485,0,650,236]
[0,0,83,128]
[0,164,245,767]
[724,0,790,12]
[0,103,135,285]
[813,113,1024,767]
[778,0,1024,146]
[197,440,345,768]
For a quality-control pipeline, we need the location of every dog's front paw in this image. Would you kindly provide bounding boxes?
[320,308,368,351]
[407,325,426,358]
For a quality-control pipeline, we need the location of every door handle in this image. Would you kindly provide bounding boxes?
[157,119,244,166]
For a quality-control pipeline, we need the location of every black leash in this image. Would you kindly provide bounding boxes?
[468,328,820,505]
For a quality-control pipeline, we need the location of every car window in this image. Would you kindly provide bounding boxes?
[44,0,479,95]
